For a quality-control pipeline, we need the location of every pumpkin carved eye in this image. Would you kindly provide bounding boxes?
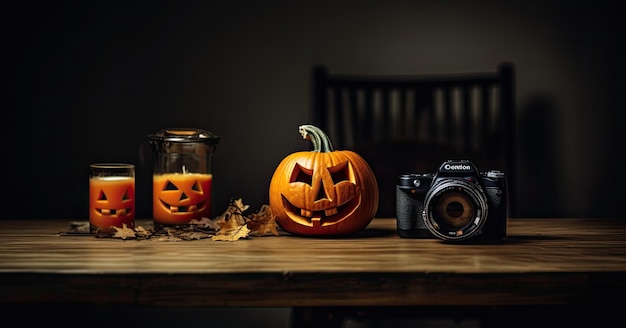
[97,190,131,201]
[164,180,202,192]
[163,180,203,201]
[291,164,313,185]
[328,161,351,185]
[291,162,351,186]
[164,181,177,191]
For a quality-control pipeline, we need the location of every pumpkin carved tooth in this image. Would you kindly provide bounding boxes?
[269,124,379,236]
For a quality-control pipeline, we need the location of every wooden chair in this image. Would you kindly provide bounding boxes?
[311,63,516,218]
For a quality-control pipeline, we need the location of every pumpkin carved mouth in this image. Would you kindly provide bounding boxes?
[280,194,361,228]
[159,199,208,214]
[95,207,133,217]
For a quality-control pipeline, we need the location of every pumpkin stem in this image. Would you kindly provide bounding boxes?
[298,124,334,152]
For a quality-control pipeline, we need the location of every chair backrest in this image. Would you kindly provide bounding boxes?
[311,63,516,218]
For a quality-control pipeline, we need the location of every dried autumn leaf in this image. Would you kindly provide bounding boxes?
[204,198,254,241]
[190,217,213,229]
[176,231,212,240]
[232,198,250,213]
[67,221,90,234]
[247,205,279,236]
[112,224,137,240]
[210,198,248,233]
[216,212,246,235]
[211,225,250,241]
[134,225,152,238]
[150,235,183,242]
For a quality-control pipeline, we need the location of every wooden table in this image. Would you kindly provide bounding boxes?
[1,218,626,326]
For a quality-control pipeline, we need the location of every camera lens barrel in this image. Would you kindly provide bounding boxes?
[423,177,489,241]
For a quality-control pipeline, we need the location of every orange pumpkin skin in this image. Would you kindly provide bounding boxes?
[269,125,379,235]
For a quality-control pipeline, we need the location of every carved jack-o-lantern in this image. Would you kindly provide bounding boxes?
[89,177,135,231]
[269,125,379,235]
[152,173,212,225]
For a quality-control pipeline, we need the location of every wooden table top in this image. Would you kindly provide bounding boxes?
[1,218,626,307]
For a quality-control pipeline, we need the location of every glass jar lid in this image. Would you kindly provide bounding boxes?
[148,128,220,144]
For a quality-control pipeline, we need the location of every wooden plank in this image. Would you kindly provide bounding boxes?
[1,218,626,306]
[2,271,625,307]
[2,219,626,274]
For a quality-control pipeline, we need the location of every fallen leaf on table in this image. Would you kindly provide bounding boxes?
[190,217,213,229]
[150,226,213,241]
[212,198,247,230]
[112,224,137,240]
[212,212,249,240]
[211,225,251,241]
[150,234,183,242]
[247,204,279,236]
[216,212,246,233]
[177,230,213,240]
[135,225,152,238]
[208,198,251,241]
[232,198,250,213]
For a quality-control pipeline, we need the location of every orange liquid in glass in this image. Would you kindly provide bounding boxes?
[152,173,212,225]
[89,176,135,232]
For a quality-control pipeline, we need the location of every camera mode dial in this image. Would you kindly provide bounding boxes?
[486,170,505,178]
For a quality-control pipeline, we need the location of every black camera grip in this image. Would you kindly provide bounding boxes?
[396,187,430,238]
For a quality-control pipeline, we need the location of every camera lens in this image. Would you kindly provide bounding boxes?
[423,178,488,241]
[435,192,475,228]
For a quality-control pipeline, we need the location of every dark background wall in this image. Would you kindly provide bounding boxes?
[3,0,624,220]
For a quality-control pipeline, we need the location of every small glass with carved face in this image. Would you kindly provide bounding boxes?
[89,163,135,234]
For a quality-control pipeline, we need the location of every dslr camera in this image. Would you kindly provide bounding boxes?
[396,160,507,242]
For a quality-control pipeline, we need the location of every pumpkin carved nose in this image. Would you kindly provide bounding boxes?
[314,182,329,201]
[314,179,337,216]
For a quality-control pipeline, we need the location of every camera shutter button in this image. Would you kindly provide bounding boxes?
[413,179,421,188]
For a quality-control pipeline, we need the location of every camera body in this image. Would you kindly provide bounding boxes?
[396,160,507,242]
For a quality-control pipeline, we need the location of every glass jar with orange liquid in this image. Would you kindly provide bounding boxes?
[148,128,219,229]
